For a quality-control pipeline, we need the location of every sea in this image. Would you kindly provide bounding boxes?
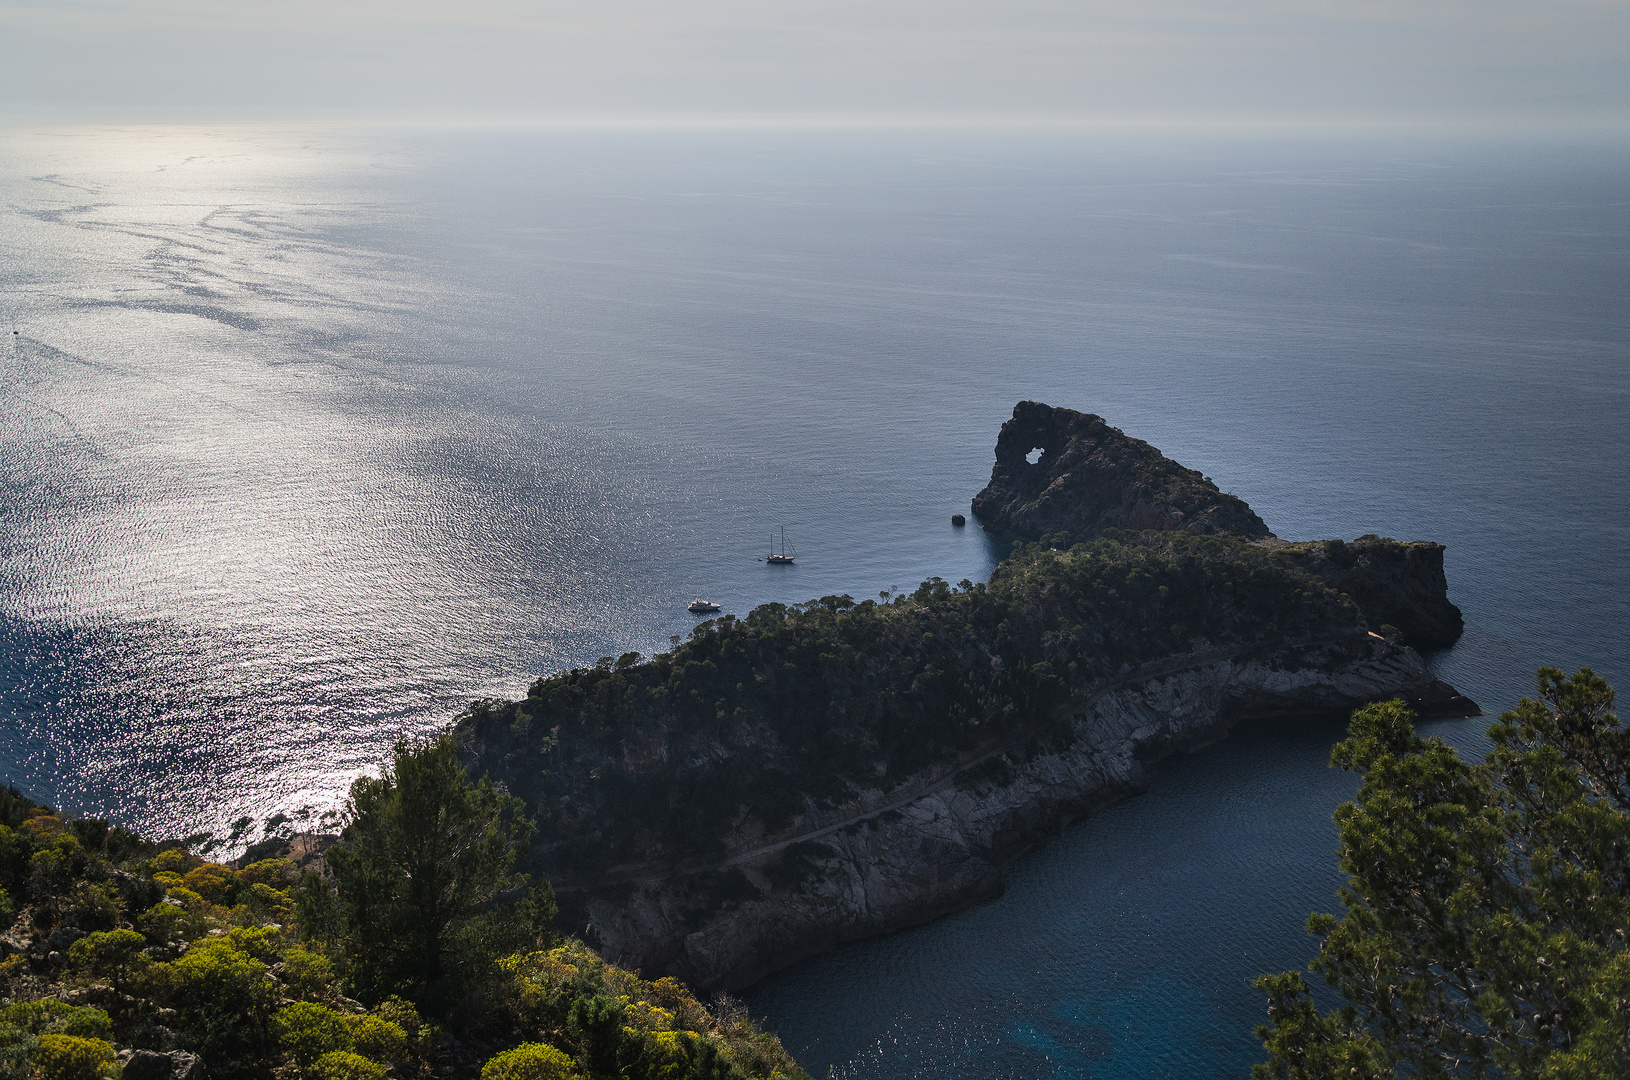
[1,122,1626,1078]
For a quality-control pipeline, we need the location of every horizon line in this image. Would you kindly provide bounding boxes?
[4,108,1630,138]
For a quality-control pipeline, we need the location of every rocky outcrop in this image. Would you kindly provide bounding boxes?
[120,1051,205,1080]
[538,639,1473,991]
[1267,537,1464,647]
[971,401,1463,645]
[970,401,1271,541]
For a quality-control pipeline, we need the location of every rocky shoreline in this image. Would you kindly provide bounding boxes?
[514,636,1472,991]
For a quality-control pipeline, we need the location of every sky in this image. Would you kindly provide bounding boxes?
[2,0,1628,128]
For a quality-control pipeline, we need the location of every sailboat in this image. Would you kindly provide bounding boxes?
[763,526,796,565]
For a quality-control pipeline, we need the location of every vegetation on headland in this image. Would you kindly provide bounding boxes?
[1255,668,1630,1079]
[463,531,1381,876]
[0,736,807,1080]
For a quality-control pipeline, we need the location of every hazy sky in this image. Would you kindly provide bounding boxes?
[3,0,1628,126]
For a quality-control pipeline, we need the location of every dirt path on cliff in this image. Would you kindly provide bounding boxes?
[548,641,1347,894]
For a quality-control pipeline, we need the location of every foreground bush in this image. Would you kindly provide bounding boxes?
[0,731,807,1080]
[1255,668,1630,1080]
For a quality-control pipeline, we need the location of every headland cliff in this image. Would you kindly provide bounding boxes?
[972,401,1464,645]
[456,403,1475,991]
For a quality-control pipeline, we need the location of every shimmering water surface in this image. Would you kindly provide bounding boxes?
[2,125,1627,1078]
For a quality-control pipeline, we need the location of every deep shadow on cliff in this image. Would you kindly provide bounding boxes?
[972,401,1464,647]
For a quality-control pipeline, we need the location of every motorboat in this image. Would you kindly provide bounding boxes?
[687,598,721,614]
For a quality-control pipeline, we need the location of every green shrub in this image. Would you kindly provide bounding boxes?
[567,994,626,1078]
[57,882,120,932]
[344,1015,407,1062]
[29,843,83,897]
[274,1002,353,1073]
[154,937,277,1066]
[30,1034,116,1080]
[149,849,200,875]
[311,1051,387,1080]
[1,1000,112,1041]
[180,864,237,905]
[481,1042,581,1080]
[281,947,336,1000]
[163,886,206,911]
[65,822,107,855]
[0,1022,38,1076]
[238,858,297,888]
[166,938,273,1009]
[222,924,282,963]
[67,928,148,987]
[244,882,295,921]
[292,870,341,944]
[371,997,422,1041]
[136,901,195,945]
[100,825,151,865]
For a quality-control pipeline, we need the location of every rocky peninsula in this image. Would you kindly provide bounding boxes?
[456,402,1476,992]
[973,401,1465,645]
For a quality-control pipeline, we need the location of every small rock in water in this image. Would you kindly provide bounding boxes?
[951,514,966,527]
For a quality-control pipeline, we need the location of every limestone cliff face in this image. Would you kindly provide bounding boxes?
[971,401,1271,541]
[494,639,1472,992]
[971,401,1464,645]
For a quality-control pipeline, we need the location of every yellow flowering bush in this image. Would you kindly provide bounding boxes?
[30,1034,116,1080]
[498,946,588,993]
[311,1051,387,1080]
[621,998,675,1034]
[480,1042,581,1080]
[20,813,64,843]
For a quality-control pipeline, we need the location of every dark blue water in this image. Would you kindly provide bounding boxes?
[1,125,1627,1077]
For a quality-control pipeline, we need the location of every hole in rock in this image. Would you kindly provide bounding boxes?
[1025,447,1044,465]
